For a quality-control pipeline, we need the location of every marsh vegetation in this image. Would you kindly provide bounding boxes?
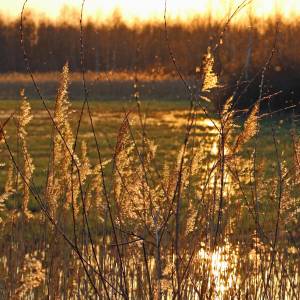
[0,1,300,299]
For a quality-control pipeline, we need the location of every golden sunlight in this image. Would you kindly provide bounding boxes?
[2,0,300,22]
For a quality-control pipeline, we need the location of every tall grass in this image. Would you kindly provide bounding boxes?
[0,1,299,299]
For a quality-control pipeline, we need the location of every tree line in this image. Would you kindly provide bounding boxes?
[0,14,300,82]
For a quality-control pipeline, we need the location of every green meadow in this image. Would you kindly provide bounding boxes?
[0,98,294,209]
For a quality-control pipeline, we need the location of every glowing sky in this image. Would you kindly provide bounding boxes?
[1,0,300,22]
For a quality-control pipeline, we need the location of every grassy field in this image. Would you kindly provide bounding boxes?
[0,97,295,210]
[0,99,191,205]
[1,99,191,167]
[1,98,294,165]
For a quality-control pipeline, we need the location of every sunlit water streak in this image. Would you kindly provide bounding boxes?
[0,239,298,299]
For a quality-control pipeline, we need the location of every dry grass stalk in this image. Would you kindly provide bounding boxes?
[17,90,34,219]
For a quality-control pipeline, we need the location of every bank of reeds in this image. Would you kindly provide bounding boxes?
[0,1,299,299]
